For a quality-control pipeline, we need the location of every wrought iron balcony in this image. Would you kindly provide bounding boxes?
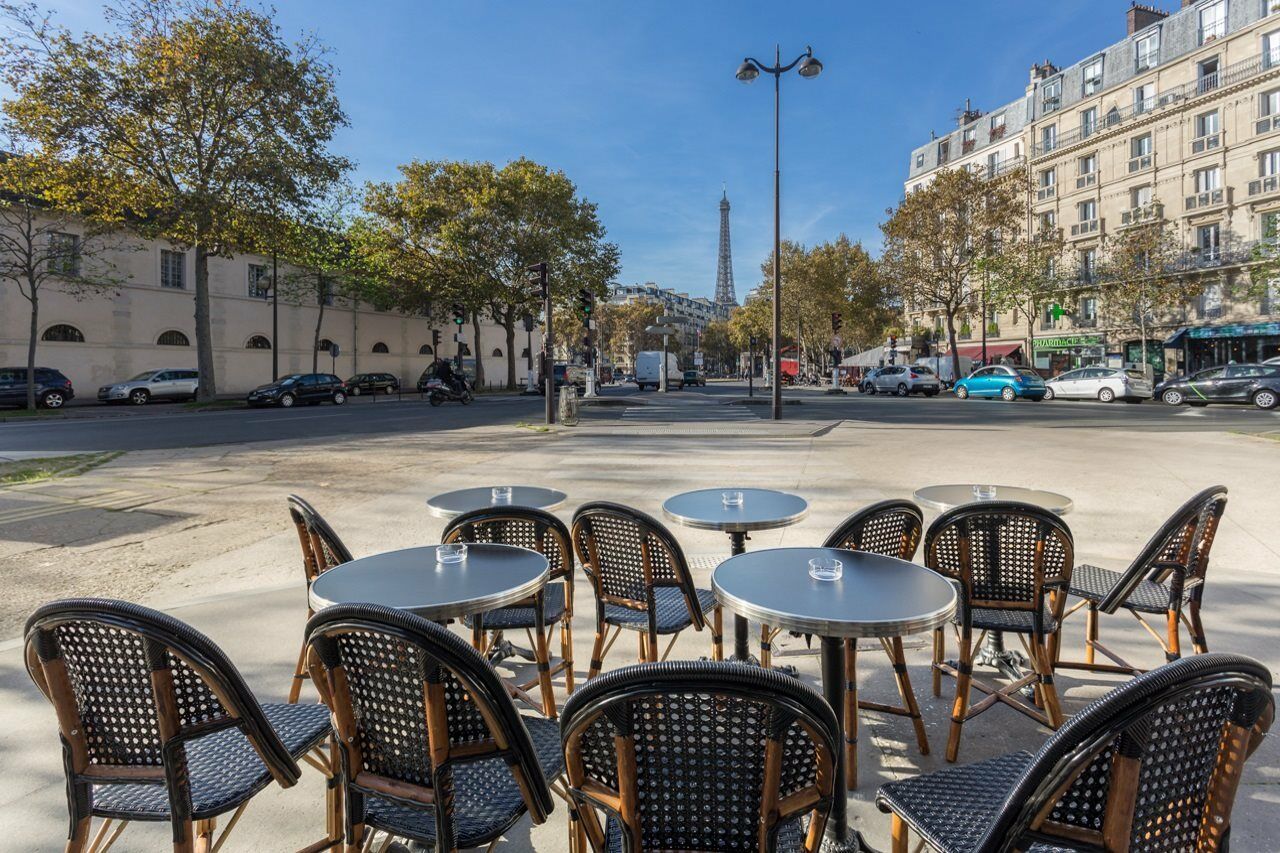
[983,156,1026,181]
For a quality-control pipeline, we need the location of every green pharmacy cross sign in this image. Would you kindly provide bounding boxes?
[1050,303,1066,321]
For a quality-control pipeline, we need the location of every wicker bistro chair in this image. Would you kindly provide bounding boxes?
[305,603,573,853]
[25,598,337,853]
[821,499,928,790]
[443,506,576,718]
[925,501,1074,763]
[571,502,723,676]
[876,652,1274,853]
[287,494,355,704]
[560,661,841,853]
[1058,485,1228,676]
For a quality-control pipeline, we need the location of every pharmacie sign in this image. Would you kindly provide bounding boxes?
[1034,335,1103,350]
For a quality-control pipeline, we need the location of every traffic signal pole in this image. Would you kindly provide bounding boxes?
[529,263,554,425]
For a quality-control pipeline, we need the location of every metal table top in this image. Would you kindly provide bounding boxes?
[308,543,549,621]
[662,488,809,533]
[426,486,567,520]
[712,547,956,639]
[913,484,1073,515]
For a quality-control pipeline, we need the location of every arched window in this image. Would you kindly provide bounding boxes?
[157,330,190,346]
[419,344,434,355]
[491,347,503,358]
[42,324,84,343]
[246,335,272,350]
[317,338,334,352]
[372,342,389,353]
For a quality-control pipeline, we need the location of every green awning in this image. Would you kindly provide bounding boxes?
[1165,322,1280,346]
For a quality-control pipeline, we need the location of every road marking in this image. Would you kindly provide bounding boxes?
[0,490,154,526]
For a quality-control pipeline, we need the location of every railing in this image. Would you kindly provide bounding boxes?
[1190,132,1221,154]
[983,155,1026,181]
[962,139,976,153]
[1184,188,1227,211]
[989,124,1006,141]
[1031,50,1278,158]
[1248,174,1280,197]
[1120,202,1164,227]
[1199,25,1225,45]
[1043,96,1060,114]
[1070,218,1101,238]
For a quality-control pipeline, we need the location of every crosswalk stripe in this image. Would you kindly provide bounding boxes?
[621,405,759,422]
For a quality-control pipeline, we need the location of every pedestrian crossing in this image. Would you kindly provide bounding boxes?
[621,403,760,423]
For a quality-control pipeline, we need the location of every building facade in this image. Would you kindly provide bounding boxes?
[905,0,1280,377]
[608,282,730,354]
[0,228,535,397]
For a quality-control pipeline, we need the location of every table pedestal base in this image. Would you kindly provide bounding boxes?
[973,631,1034,699]
[820,636,875,853]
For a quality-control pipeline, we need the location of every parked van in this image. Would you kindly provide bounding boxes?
[914,355,973,387]
[634,351,683,390]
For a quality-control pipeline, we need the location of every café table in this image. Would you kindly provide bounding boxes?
[662,487,808,662]
[308,542,554,711]
[426,485,567,520]
[713,547,956,851]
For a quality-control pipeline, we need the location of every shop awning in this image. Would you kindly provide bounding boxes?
[1164,328,1188,347]
[945,342,1023,360]
[1165,322,1280,346]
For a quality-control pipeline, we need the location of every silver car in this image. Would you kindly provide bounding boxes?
[1043,366,1151,403]
[871,364,942,397]
[98,368,199,405]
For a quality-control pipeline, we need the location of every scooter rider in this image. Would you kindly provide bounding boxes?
[433,359,464,396]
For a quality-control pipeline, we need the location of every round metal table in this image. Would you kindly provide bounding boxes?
[662,488,808,661]
[913,484,1073,515]
[425,486,567,520]
[713,547,956,852]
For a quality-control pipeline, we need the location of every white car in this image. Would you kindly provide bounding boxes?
[97,368,199,405]
[1043,366,1151,403]
[870,364,941,396]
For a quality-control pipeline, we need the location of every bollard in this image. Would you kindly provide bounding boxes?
[558,385,579,426]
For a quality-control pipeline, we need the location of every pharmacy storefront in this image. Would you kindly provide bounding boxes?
[1033,334,1106,376]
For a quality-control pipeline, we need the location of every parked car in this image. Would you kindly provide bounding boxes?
[859,367,888,394]
[1043,366,1152,403]
[345,372,399,395]
[870,364,941,397]
[532,363,588,394]
[913,355,973,388]
[1263,356,1280,366]
[635,351,683,390]
[683,369,707,387]
[246,373,347,408]
[953,365,1047,401]
[98,368,199,405]
[1155,364,1280,410]
[0,366,74,409]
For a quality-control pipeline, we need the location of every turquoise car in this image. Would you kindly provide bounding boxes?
[953,365,1047,401]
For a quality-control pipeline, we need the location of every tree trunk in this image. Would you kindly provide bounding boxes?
[471,311,485,389]
[312,272,326,374]
[24,281,38,410]
[503,310,517,390]
[1025,299,1037,371]
[946,310,961,381]
[194,242,217,400]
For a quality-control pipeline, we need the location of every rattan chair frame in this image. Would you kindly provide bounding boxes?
[571,502,723,678]
[25,598,339,853]
[924,501,1075,763]
[561,661,840,853]
[305,603,572,853]
[287,495,355,704]
[878,653,1274,853]
[1057,485,1227,677]
[443,506,576,718]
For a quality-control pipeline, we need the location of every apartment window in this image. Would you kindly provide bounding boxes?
[1195,166,1222,192]
[937,139,950,164]
[990,112,1006,139]
[962,127,976,151]
[1195,110,1220,138]
[1198,56,1220,93]
[1078,200,1098,223]
[1266,29,1280,68]
[1198,0,1226,44]
[47,232,81,277]
[1078,153,1097,176]
[1039,168,1056,189]
[247,263,271,298]
[1263,89,1280,118]
[1042,78,1062,113]
[987,151,1002,176]
[1040,210,1057,230]
[1082,57,1104,95]
[1046,256,1058,280]
[1264,279,1280,314]
[1080,107,1098,138]
[1197,223,1221,261]
[1041,124,1058,153]
[1079,296,1098,324]
[42,323,85,343]
[1132,134,1152,158]
[1081,249,1097,282]
[157,330,190,347]
[1131,184,1153,208]
[1199,282,1224,318]
[1263,210,1280,241]
[1135,30,1159,70]
[1263,149,1280,178]
[160,249,185,289]
[915,152,924,168]
[1133,83,1156,114]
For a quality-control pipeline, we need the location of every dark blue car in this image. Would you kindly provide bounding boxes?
[953,365,1046,401]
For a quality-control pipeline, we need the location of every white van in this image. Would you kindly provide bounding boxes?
[634,351,683,390]
[915,355,973,387]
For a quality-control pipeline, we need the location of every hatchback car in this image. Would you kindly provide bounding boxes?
[682,369,706,387]
[98,368,199,405]
[0,366,74,409]
[953,365,1047,401]
[870,364,941,397]
[1043,367,1151,403]
[345,372,399,395]
[246,373,347,408]
[1155,364,1280,410]
[859,367,888,393]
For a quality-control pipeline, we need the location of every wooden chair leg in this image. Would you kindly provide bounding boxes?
[760,623,773,670]
[194,818,215,853]
[931,627,944,697]
[946,629,973,763]
[646,630,658,663]
[344,823,365,853]
[711,607,724,662]
[1084,604,1098,665]
[65,811,92,853]
[638,631,648,663]
[1188,602,1208,654]
[288,642,309,704]
[588,623,607,680]
[1030,638,1063,729]
[535,625,557,719]
[888,636,929,756]
[890,813,908,853]
[1166,609,1182,662]
[844,638,859,790]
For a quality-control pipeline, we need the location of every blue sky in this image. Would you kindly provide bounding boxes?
[56,0,1167,300]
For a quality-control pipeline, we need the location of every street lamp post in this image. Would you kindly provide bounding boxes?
[736,45,823,420]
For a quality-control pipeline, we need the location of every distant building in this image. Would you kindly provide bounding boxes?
[609,282,730,353]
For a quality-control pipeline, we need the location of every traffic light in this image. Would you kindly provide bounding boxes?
[831,312,843,333]
[451,304,466,325]
[577,288,594,318]
[749,336,758,349]
[527,262,548,299]
[431,329,441,352]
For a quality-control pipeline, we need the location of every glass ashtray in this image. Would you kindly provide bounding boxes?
[491,486,513,503]
[808,557,843,582]
[721,490,744,507]
[972,485,998,500]
[436,543,468,564]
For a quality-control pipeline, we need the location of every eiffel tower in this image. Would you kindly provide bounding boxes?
[714,188,737,306]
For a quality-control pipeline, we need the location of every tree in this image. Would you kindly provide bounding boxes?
[0,146,124,408]
[598,298,662,369]
[698,320,737,374]
[880,168,1026,380]
[980,225,1068,364]
[2,0,351,400]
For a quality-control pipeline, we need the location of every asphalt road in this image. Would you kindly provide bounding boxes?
[0,380,1275,454]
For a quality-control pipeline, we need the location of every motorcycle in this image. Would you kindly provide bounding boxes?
[424,376,473,406]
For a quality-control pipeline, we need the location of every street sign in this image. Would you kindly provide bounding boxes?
[330,343,340,358]
[645,324,680,336]
[694,352,704,366]
[831,334,843,350]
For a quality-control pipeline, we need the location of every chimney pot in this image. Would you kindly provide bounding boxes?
[1128,2,1169,36]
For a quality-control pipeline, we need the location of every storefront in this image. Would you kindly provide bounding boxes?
[1164,322,1280,374]
[1032,334,1105,376]
[947,341,1024,367]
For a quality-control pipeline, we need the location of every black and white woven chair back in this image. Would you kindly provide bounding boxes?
[823,499,923,561]
[572,502,702,620]
[924,501,1073,610]
[24,599,301,806]
[287,494,354,582]
[305,604,554,827]
[977,653,1273,853]
[444,506,574,582]
[561,661,839,853]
